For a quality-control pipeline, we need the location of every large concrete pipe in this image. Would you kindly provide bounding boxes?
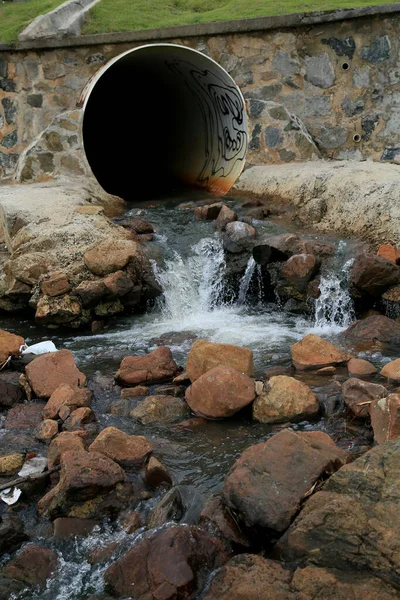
[81,44,248,199]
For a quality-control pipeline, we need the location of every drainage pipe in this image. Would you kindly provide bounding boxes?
[80,44,248,199]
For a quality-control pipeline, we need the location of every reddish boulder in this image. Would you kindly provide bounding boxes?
[342,377,387,418]
[223,221,257,253]
[43,384,92,420]
[104,525,229,599]
[290,334,350,370]
[115,346,179,386]
[377,244,397,264]
[120,385,149,398]
[195,202,223,221]
[347,357,378,377]
[186,365,255,419]
[253,375,319,423]
[130,395,190,425]
[4,403,44,429]
[215,205,237,230]
[0,372,25,407]
[200,495,251,549]
[381,358,400,381]
[344,315,400,343]
[186,339,254,383]
[119,217,154,234]
[75,279,107,307]
[35,419,59,441]
[2,544,58,589]
[279,254,319,293]
[53,517,97,539]
[25,349,86,398]
[350,254,400,297]
[103,270,134,297]
[369,393,400,443]
[89,427,152,468]
[47,431,86,469]
[144,456,172,488]
[62,407,95,432]
[40,272,71,297]
[223,429,348,536]
[0,330,24,364]
[84,239,138,276]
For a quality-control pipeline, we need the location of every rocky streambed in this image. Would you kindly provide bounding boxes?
[1,187,400,599]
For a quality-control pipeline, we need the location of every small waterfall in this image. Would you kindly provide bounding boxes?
[238,257,256,305]
[314,258,355,328]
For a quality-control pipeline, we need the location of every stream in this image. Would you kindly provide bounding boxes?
[0,191,394,599]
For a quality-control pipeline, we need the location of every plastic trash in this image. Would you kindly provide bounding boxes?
[0,487,22,505]
[20,341,57,356]
[18,456,47,478]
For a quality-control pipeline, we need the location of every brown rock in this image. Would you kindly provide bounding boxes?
[4,403,44,429]
[25,349,86,398]
[369,394,400,443]
[53,517,97,538]
[62,407,95,431]
[203,555,292,600]
[47,431,86,469]
[223,429,348,535]
[277,439,400,590]
[119,510,142,534]
[173,371,191,384]
[0,514,28,558]
[186,339,254,383]
[35,294,82,325]
[103,270,134,297]
[0,372,24,407]
[75,279,107,307]
[130,395,190,425]
[119,217,154,234]
[173,417,207,431]
[381,357,400,381]
[89,427,152,468]
[43,384,92,419]
[350,254,400,297]
[104,525,229,599]
[280,254,319,292]
[344,315,400,343]
[291,334,350,370]
[0,330,24,364]
[186,365,255,419]
[2,544,58,589]
[148,486,184,528]
[195,202,223,220]
[253,375,319,423]
[87,541,119,565]
[347,357,378,377]
[342,377,387,418]
[377,244,397,264]
[215,205,237,230]
[115,346,179,386]
[40,272,71,297]
[382,285,400,303]
[0,453,24,476]
[200,496,251,549]
[84,239,138,276]
[144,456,172,488]
[35,419,59,441]
[120,385,149,398]
[223,221,257,253]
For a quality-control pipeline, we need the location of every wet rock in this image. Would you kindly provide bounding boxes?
[87,541,119,566]
[369,393,400,443]
[291,334,350,370]
[38,449,130,520]
[35,293,82,325]
[277,438,400,590]
[347,357,378,377]
[0,329,24,363]
[120,385,149,398]
[256,233,334,261]
[43,383,92,419]
[94,299,124,317]
[130,395,190,425]
[47,431,86,469]
[186,365,255,419]
[381,358,400,381]
[350,254,400,297]
[148,486,184,528]
[119,217,154,234]
[200,495,251,549]
[119,510,142,534]
[89,426,152,469]
[173,371,191,385]
[75,279,107,307]
[4,403,44,429]
[144,456,172,488]
[0,371,24,407]
[215,205,237,230]
[194,202,223,220]
[84,239,138,276]
[62,407,96,432]
[377,244,398,264]
[35,419,59,441]
[115,346,179,386]
[252,243,288,265]
[0,452,24,476]
[344,315,400,343]
[40,272,71,297]
[223,430,348,537]
[104,525,229,599]
[53,517,98,539]
[253,375,319,423]
[173,417,207,431]
[103,270,134,297]
[223,221,257,253]
[2,544,58,589]
[279,254,319,295]
[186,339,254,383]
[0,514,28,558]
[109,397,140,416]
[342,377,387,418]
[316,366,336,375]
[25,349,87,398]
[154,384,185,397]
[203,555,291,600]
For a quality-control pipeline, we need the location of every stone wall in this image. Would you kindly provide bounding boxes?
[1,6,400,179]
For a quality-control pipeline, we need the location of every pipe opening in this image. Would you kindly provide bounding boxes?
[341,61,350,71]
[81,44,248,200]
[353,133,361,143]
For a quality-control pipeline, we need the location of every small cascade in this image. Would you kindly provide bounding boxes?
[314,258,355,329]
[238,256,256,305]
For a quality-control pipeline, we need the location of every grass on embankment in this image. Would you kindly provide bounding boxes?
[0,0,65,43]
[82,0,396,35]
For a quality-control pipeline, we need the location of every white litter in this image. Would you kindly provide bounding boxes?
[18,456,47,478]
[0,487,22,505]
[20,341,57,355]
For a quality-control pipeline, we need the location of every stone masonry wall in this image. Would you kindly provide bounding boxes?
[1,8,400,179]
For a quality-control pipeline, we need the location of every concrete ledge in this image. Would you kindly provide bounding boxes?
[1,3,400,52]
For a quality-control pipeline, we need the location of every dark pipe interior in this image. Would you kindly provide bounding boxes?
[82,45,248,200]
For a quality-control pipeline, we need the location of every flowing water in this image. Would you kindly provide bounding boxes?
[0,193,390,598]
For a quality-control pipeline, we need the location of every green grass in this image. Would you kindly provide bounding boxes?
[82,0,396,35]
[0,0,66,43]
